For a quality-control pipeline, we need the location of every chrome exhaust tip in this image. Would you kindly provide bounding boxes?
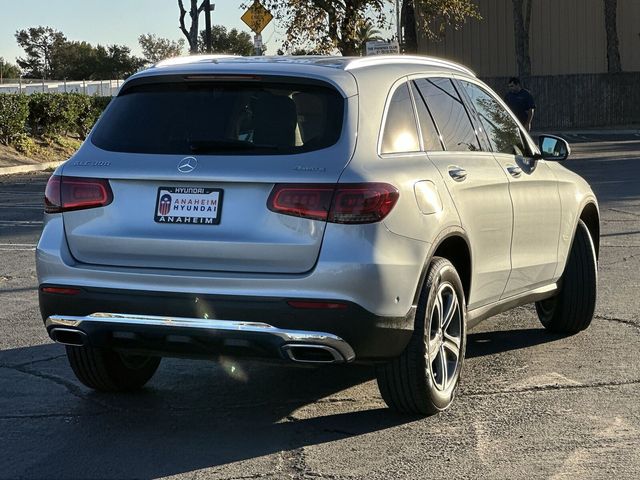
[281,344,345,364]
[49,328,87,347]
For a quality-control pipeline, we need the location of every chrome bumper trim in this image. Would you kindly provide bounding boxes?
[45,313,356,362]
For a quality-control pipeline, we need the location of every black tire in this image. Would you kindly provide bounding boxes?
[376,257,466,415]
[66,345,161,392]
[535,219,597,334]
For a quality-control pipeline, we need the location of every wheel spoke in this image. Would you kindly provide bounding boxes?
[427,337,440,360]
[438,345,448,389]
[442,291,459,330]
[443,335,460,359]
[435,290,444,329]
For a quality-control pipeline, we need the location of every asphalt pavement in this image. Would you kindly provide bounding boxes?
[0,134,638,479]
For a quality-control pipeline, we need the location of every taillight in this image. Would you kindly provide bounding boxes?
[267,185,334,221]
[44,175,113,213]
[267,183,399,224]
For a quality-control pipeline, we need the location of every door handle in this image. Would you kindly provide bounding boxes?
[448,167,467,182]
[506,165,522,178]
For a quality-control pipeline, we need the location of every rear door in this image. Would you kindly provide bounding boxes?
[458,80,562,297]
[62,77,354,274]
[413,77,513,309]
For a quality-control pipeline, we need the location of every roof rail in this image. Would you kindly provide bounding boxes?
[344,55,475,76]
[154,54,240,68]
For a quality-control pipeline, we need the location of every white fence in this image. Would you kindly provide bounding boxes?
[0,79,125,96]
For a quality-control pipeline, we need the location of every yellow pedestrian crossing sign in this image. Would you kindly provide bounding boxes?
[241,1,273,34]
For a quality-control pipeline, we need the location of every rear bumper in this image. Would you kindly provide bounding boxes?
[46,313,356,364]
[40,286,415,362]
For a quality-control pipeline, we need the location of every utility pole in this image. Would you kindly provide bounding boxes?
[204,1,214,53]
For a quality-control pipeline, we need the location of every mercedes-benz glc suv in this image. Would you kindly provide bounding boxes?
[37,55,599,415]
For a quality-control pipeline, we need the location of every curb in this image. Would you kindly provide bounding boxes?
[0,161,63,177]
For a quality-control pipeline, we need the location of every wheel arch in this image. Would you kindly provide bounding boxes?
[414,228,472,306]
[579,201,600,260]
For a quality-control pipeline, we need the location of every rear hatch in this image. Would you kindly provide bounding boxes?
[61,74,356,274]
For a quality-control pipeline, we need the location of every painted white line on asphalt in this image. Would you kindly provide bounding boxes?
[0,243,37,246]
[0,248,36,251]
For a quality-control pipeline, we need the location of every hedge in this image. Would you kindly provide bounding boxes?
[0,94,30,145]
[28,93,112,139]
[0,93,112,146]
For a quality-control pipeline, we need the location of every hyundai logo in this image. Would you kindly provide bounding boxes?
[177,157,198,173]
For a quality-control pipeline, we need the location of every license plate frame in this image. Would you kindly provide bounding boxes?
[154,186,223,225]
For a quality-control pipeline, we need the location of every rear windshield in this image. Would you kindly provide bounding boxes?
[91,81,344,155]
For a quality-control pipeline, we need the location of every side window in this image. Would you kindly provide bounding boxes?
[380,82,420,154]
[460,81,526,155]
[414,78,479,152]
[410,82,443,152]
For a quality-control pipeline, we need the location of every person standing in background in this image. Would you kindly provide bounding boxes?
[505,77,535,131]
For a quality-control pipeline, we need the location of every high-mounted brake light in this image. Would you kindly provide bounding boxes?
[267,183,399,224]
[45,175,113,213]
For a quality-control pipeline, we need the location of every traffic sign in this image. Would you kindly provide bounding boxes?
[241,1,273,34]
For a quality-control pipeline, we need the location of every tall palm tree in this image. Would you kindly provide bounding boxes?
[356,19,383,55]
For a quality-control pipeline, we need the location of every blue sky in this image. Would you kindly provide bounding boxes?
[0,0,282,63]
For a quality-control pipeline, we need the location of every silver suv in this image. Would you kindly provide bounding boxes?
[38,55,599,415]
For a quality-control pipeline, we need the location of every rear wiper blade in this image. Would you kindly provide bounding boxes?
[188,139,281,153]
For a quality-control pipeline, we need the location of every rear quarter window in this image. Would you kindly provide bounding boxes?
[380,82,420,154]
[91,81,344,155]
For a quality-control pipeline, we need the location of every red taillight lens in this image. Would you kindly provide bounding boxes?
[44,176,113,213]
[267,185,334,221]
[329,183,399,224]
[268,183,399,224]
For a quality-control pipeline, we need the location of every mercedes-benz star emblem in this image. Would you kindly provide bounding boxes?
[177,157,198,173]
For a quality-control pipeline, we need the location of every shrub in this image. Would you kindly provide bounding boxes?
[0,94,29,145]
[12,132,37,155]
[27,93,78,137]
[76,96,112,139]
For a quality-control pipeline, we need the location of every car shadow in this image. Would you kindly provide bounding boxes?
[466,327,567,359]
[0,343,417,479]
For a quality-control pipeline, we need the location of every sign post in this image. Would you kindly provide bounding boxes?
[241,0,273,55]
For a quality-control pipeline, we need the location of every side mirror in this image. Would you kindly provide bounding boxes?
[537,134,570,161]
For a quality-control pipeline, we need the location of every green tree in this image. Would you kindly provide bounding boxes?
[256,0,388,55]
[50,41,98,80]
[0,58,22,81]
[356,19,383,54]
[198,26,253,55]
[94,45,145,79]
[413,0,481,41]
[138,34,185,63]
[255,0,480,56]
[15,26,66,78]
